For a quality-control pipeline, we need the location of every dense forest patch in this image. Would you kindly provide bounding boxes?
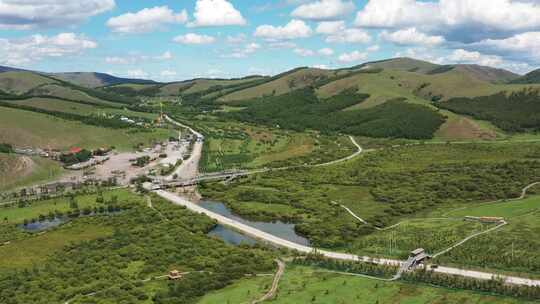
[438,89,540,132]
[226,88,445,139]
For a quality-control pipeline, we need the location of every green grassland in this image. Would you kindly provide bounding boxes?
[31,84,123,107]
[0,106,174,150]
[447,195,540,218]
[429,193,540,276]
[0,190,134,224]
[198,265,532,304]
[197,275,272,304]
[192,118,356,172]
[0,153,64,191]
[5,97,159,119]
[202,141,540,275]
[219,68,340,102]
[0,71,58,94]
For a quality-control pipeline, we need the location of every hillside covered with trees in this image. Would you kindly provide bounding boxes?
[226,88,446,139]
[438,89,540,132]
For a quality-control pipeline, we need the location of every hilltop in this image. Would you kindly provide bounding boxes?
[511,68,540,84]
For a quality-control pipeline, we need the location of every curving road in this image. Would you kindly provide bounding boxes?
[157,116,540,287]
[155,190,540,287]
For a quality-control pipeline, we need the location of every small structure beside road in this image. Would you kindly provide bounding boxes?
[410,248,430,264]
[168,270,183,280]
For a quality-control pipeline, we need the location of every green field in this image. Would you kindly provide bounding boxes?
[193,118,356,172]
[197,275,272,304]
[0,71,57,94]
[0,106,175,150]
[198,265,533,304]
[447,195,540,218]
[0,153,64,191]
[6,97,159,119]
[1,190,137,223]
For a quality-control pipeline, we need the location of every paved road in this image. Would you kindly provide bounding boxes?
[157,117,540,287]
[163,115,204,182]
[156,190,540,287]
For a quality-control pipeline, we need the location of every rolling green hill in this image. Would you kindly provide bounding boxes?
[48,72,156,88]
[511,69,540,84]
[0,71,58,94]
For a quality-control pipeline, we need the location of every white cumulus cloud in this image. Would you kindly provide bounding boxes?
[0,0,115,29]
[188,0,246,27]
[294,48,315,57]
[107,6,187,34]
[473,32,540,63]
[291,0,355,21]
[316,21,346,35]
[318,48,334,56]
[338,50,368,63]
[254,19,312,40]
[448,49,503,66]
[326,28,371,44]
[173,33,216,45]
[355,0,540,43]
[0,33,97,66]
[223,43,261,58]
[127,69,148,78]
[381,28,445,46]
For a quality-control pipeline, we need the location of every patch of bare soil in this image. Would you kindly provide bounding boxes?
[436,117,497,140]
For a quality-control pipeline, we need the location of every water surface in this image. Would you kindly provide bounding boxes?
[200,200,310,246]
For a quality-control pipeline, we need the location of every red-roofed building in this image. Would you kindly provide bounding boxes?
[69,147,82,154]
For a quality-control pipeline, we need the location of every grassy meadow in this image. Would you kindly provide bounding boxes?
[197,265,533,304]
[0,106,175,150]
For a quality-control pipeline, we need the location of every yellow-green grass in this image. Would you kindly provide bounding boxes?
[6,97,158,119]
[201,122,318,171]
[0,71,57,94]
[197,275,272,304]
[0,220,113,269]
[446,195,540,219]
[0,189,142,223]
[52,72,111,88]
[349,219,487,259]
[0,153,64,191]
[36,84,122,107]
[326,185,381,219]
[251,134,316,166]
[318,69,540,108]
[109,83,157,91]
[198,265,530,304]
[220,68,336,102]
[182,78,266,95]
[362,142,540,172]
[0,106,175,151]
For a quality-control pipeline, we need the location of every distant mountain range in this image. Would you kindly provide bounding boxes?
[2,58,539,90]
[0,65,157,88]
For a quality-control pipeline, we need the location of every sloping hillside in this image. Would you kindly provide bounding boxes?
[0,72,58,94]
[50,72,157,88]
[219,68,343,102]
[359,57,439,74]
[511,69,540,84]
[452,65,519,83]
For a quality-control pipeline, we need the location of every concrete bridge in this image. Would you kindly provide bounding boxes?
[150,171,250,189]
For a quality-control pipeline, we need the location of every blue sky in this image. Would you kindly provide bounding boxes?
[1,0,539,81]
